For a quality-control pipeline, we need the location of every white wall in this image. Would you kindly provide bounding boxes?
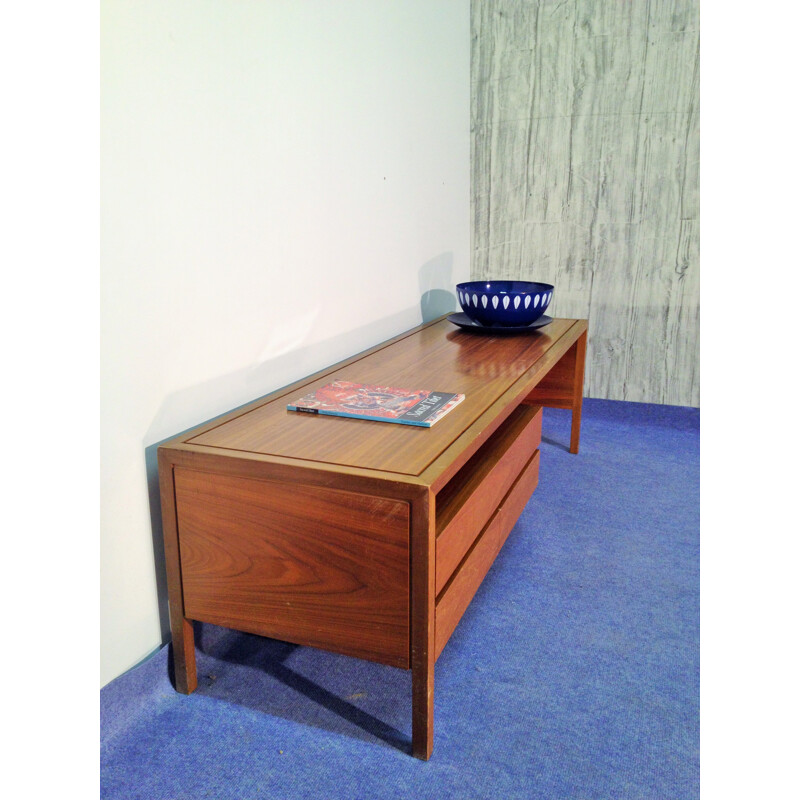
[101,0,469,686]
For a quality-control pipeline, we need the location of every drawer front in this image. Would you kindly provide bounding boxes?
[435,449,540,660]
[435,404,542,594]
[174,468,411,668]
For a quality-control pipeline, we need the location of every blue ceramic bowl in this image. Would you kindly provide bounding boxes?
[456,280,554,327]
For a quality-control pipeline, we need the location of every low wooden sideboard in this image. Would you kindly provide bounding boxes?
[158,315,588,759]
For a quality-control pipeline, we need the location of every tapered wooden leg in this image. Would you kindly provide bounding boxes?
[171,617,198,695]
[411,490,435,760]
[158,450,198,694]
[412,656,434,759]
[569,330,587,455]
[522,324,588,455]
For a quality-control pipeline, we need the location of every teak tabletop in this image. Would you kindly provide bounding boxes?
[159,314,588,759]
[172,316,585,483]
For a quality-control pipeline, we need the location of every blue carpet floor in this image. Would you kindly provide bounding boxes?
[101,398,700,799]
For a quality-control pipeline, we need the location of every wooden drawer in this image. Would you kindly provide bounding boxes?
[434,448,541,660]
[435,404,542,595]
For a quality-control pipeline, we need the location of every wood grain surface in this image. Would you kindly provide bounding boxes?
[174,468,411,667]
[471,0,699,406]
[183,317,577,477]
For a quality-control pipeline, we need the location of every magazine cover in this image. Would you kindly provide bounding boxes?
[287,380,465,427]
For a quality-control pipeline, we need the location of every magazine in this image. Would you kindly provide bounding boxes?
[287,380,465,428]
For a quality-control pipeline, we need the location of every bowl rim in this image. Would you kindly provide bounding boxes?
[456,280,554,294]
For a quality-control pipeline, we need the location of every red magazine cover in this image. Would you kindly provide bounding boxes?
[287,380,465,427]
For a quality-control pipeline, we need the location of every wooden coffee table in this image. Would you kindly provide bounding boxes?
[158,315,588,759]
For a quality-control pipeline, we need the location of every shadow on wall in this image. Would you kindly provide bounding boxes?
[419,252,457,323]
[144,253,459,645]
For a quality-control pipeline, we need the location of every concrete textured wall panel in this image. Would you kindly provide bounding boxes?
[472,0,699,406]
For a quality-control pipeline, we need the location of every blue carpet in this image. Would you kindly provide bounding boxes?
[101,398,699,799]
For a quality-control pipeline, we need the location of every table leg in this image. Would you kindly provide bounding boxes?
[412,656,434,759]
[158,450,198,695]
[411,490,435,760]
[522,327,588,454]
[569,330,588,455]
[171,617,198,695]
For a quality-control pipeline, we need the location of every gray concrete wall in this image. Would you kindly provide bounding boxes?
[472,0,699,406]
